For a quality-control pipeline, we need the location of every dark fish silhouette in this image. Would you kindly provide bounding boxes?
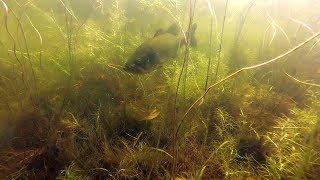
[123,23,197,74]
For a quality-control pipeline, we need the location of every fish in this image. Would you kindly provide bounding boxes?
[124,101,160,121]
[123,23,197,74]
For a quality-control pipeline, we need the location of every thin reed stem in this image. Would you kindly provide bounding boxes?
[205,8,214,90]
[285,73,320,88]
[10,5,38,108]
[1,0,27,109]
[234,0,256,45]
[172,0,197,176]
[57,1,76,119]
[213,0,229,83]
[26,15,43,68]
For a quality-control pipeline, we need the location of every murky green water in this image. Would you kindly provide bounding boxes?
[0,0,319,179]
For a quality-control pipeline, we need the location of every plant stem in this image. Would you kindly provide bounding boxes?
[213,0,229,83]
[172,0,197,176]
[285,72,320,88]
[205,15,214,90]
[179,29,320,133]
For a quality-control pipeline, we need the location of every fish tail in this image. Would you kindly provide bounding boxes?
[190,23,197,47]
[184,23,197,47]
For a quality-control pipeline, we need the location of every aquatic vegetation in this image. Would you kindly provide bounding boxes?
[0,0,320,179]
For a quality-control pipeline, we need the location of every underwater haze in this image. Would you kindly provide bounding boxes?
[1,0,320,179]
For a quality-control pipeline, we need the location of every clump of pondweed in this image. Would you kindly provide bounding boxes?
[7,112,50,149]
[57,163,91,180]
[265,107,320,179]
[236,136,267,165]
[55,115,120,178]
[56,114,168,179]
[244,84,296,132]
[52,61,142,134]
[203,84,256,142]
[211,84,255,118]
[229,45,258,72]
[116,140,171,179]
[67,62,127,117]
[0,111,67,179]
[258,85,295,115]
[307,90,320,150]
[70,62,167,141]
[206,107,238,142]
[174,138,226,179]
[275,75,309,105]
[253,69,308,106]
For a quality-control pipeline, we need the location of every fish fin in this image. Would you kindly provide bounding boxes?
[166,23,179,36]
[154,28,165,37]
[143,109,160,121]
[180,23,198,47]
[188,23,197,47]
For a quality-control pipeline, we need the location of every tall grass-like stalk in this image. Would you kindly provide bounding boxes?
[1,0,22,71]
[291,18,314,38]
[26,15,43,68]
[213,0,229,83]
[262,24,276,49]
[229,0,255,72]
[267,13,291,47]
[10,2,39,108]
[202,0,217,146]
[172,0,197,176]
[0,77,13,114]
[285,72,320,88]
[182,1,197,99]
[1,0,27,109]
[233,0,256,46]
[57,0,76,119]
[204,0,215,90]
[66,16,74,77]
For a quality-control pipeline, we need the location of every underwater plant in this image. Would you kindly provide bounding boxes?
[0,0,320,179]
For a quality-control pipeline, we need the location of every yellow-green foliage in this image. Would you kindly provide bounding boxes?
[266,107,320,179]
[0,0,320,179]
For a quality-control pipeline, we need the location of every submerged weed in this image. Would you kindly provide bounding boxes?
[0,0,320,179]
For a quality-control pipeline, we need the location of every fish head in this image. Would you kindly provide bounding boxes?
[123,47,160,74]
